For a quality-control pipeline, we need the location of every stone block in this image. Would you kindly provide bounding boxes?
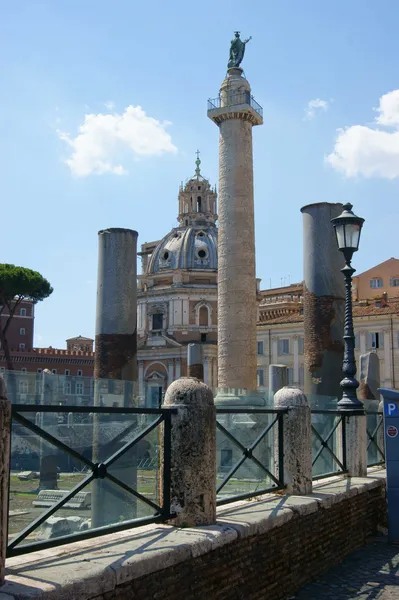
[33,489,91,509]
[17,471,38,481]
[40,516,88,540]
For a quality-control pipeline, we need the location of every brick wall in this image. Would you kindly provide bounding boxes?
[91,484,386,600]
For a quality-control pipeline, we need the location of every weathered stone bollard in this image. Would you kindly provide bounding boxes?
[163,377,216,526]
[274,387,312,495]
[0,375,11,585]
[345,413,367,477]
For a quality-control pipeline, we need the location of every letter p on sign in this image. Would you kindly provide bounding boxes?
[387,402,398,416]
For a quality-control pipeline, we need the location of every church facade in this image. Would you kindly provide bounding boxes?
[136,156,218,406]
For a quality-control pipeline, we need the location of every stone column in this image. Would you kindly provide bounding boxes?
[94,227,138,381]
[187,344,203,381]
[167,360,174,386]
[345,414,367,477]
[274,387,312,494]
[293,336,300,384]
[301,203,345,401]
[269,365,288,395]
[383,329,392,387]
[162,378,216,526]
[138,361,145,405]
[175,359,181,379]
[271,337,278,364]
[359,330,366,356]
[92,227,138,528]
[208,67,262,392]
[0,376,11,585]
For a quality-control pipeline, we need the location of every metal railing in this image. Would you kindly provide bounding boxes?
[215,408,286,505]
[366,411,385,467]
[8,404,175,556]
[311,410,347,480]
[207,93,263,118]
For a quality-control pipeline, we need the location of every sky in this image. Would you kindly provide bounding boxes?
[2,0,399,348]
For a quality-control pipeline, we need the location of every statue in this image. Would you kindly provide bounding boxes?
[228,32,252,69]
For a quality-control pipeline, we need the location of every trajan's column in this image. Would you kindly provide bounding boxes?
[208,32,263,392]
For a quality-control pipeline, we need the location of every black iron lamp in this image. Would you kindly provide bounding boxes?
[331,203,365,411]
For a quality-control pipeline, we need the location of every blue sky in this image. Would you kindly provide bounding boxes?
[2,0,399,348]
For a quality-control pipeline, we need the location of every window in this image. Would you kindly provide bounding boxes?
[354,333,359,349]
[298,337,304,355]
[368,332,383,349]
[370,278,383,289]
[201,333,207,343]
[197,196,202,212]
[65,369,70,376]
[37,368,42,374]
[391,278,399,287]
[257,341,264,355]
[197,249,207,259]
[299,366,304,386]
[20,308,26,316]
[19,343,25,351]
[20,328,26,335]
[278,339,290,355]
[52,369,57,374]
[257,368,264,387]
[220,449,233,469]
[199,305,209,326]
[77,369,83,377]
[19,380,28,394]
[21,368,27,373]
[64,382,71,394]
[197,186,201,191]
[0,367,5,373]
[152,313,163,330]
[76,382,84,395]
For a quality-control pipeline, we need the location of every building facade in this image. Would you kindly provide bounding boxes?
[353,258,399,301]
[136,157,218,406]
[0,299,35,352]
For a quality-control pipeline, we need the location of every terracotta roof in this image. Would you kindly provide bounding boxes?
[258,312,304,325]
[353,300,399,317]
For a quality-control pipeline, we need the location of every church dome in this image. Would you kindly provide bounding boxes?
[148,225,218,273]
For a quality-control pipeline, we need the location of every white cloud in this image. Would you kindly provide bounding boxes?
[57,105,177,177]
[104,101,115,111]
[305,98,329,120]
[326,89,399,179]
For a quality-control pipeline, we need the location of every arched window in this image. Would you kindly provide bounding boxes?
[199,305,209,327]
[152,313,163,330]
[197,196,202,212]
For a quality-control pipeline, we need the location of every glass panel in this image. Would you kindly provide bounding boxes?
[9,406,161,549]
[216,409,278,502]
[334,224,346,249]
[312,412,343,478]
[345,223,361,249]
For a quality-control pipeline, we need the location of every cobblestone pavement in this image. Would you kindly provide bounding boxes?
[293,538,399,599]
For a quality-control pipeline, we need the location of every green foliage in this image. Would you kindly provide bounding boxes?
[0,263,53,306]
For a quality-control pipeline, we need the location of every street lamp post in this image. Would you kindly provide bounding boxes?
[331,203,365,411]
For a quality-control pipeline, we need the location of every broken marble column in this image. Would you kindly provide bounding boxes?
[301,203,345,402]
[274,387,312,494]
[187,344,203,381]
[39,369,59,490]
[0,375,11,585]
[162,377,216,526]
[269,365,288,395]
[92,227,139,528]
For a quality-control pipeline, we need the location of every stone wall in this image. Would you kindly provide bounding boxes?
[4,475,383,600]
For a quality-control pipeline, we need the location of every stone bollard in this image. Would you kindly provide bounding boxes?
[344,413,367,477]
[0,375,11,585]
[274,387,312,495]
[163,377,216,526]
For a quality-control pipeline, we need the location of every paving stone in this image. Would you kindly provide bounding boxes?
[294,538,399,599]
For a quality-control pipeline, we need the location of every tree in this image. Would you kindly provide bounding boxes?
[0,264,53,370]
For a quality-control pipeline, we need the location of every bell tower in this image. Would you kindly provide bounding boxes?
[178,152,217,227]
